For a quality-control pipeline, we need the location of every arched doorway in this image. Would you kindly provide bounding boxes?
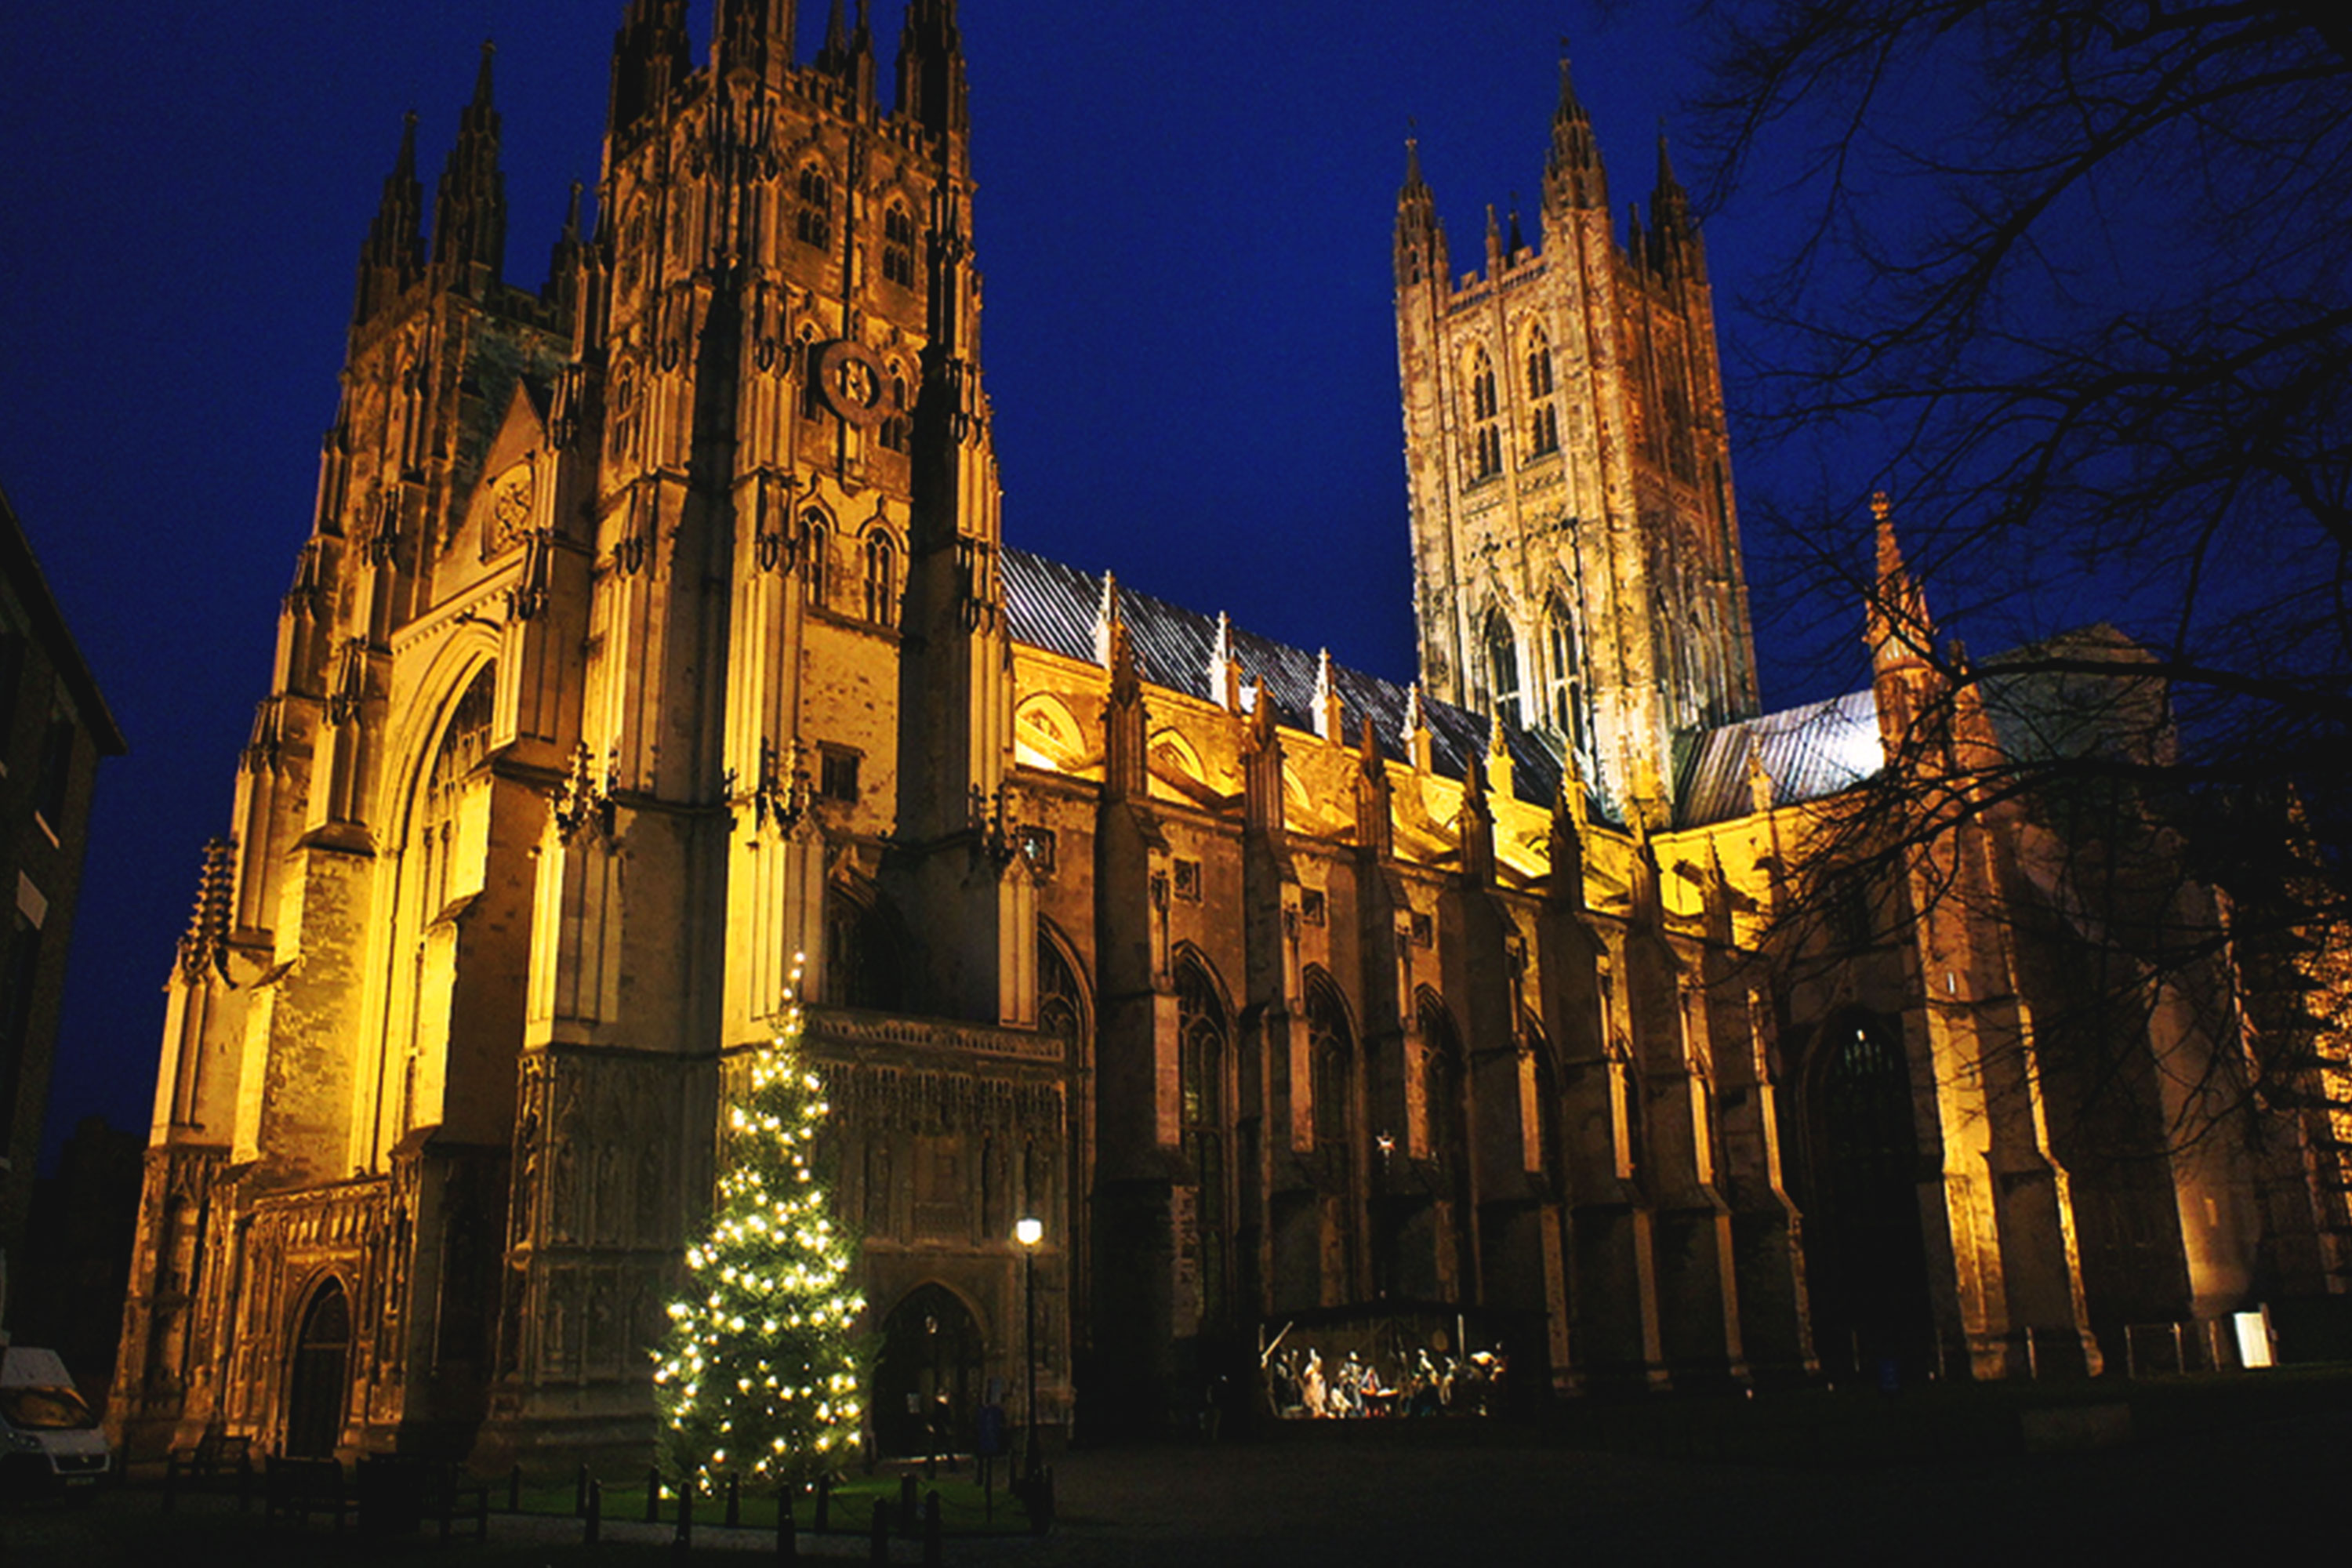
[873,1284,985,1458]
[1804,1015,1934,1376]
[285,1278,351,1458]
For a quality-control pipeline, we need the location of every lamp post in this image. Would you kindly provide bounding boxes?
[1014,1215,1044,1483]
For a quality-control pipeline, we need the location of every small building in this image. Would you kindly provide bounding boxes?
[0,482,126,1342]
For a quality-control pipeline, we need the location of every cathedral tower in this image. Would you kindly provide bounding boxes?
[1396,62,1758,819]
[114,2,1022,1468]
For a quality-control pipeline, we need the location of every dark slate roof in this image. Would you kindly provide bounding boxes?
[1674,688,1881,828]
[1001,546,1563,806]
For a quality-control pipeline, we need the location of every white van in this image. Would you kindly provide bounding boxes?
[0,1345,110,1490]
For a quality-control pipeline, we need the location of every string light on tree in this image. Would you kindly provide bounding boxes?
[652,963,866,1492]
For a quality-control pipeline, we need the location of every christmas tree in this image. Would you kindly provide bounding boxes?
[653,1005,866,1492]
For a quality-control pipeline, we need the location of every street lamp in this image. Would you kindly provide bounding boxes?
[1014,1215,1044,1483]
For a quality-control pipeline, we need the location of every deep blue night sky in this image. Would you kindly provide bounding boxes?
[0,2,1864,1163]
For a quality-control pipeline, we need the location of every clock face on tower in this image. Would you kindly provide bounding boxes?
[813,339,890,429]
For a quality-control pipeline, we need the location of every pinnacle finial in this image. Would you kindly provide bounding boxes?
[474,38,496,104]
[1555,47,1584,122]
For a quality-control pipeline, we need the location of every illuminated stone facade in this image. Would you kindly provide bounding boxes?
[112,3,2346,1468]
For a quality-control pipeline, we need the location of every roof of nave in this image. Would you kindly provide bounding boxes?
[1675,688,1882,829]
[1000,546,1566,807]
[1672,626,2161,829]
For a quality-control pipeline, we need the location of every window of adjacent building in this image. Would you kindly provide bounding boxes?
[0,913,40,1137]
[32,716,74,834]
[1172,858,1203,903]
[863,533,897,627]
[0,632,24,768]
[795,166,832,250]
[882,204,918,289]
[1299,887,1327,927]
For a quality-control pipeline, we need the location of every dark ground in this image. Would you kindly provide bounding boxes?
[5,1383,2347,1566]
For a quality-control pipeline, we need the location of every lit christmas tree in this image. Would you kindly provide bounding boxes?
[653,1000,866,1492]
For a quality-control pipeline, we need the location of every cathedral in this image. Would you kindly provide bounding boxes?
[111,1,2348,1467]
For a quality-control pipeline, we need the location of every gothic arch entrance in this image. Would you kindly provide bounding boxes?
[1802,1015,1934,1376]
[873,1283,985,1458]
[284,1278,351,1458]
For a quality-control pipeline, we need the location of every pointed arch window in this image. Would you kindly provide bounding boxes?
[1307,973,1355,1156]
[825,886,906,1011]
[1526,329,1559,456]
[1544,594,1587,755]
[802,511,829,608]
[1484,608,1522,723]
[1178,957,1232,1330]
[879,375,912,454]
[1416,990,1475,1296]
[1467,350,1503,481]
[1039,927,1086,1061]
[795,165,833,251]
[882,203,919,289]
[863,532,897,627]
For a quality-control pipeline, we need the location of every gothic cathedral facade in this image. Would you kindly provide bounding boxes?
[114,4,2344,1466]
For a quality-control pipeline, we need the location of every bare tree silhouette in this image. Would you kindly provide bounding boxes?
[1682,3,2352,1247]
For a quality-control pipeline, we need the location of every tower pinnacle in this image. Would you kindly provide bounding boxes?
[354,111,423,323]
[431,41,506,293]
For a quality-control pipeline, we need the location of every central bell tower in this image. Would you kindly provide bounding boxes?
[1395,61,1758,819]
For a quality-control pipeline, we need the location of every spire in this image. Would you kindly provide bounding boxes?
[1354,715,1394,860]
[543,179,586,311]
[1395,135,1446,289]
[1649,129,1696,278]
[1207,612,1242,711]
[608,0,692,139]
[354,111,424,323]
[1314,649,1345,742]
[896,0,970,149]
[1104,615,1148,802]
[1744,729,1776,818]
[1545,51,1607,212]
[1486,710,1515,802]
[713,0,796,85]
[1507,202,1526,261]
[818,0,879,106]
[1400,684,1435,773]
[1867,492,1948,766]
[1091,571,1122,667]
[1546,767,1587,911]
[1867,490,1933,669]
[1485,203,1504,274]
[1458,750,1497,884]
[432,40,506,292]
